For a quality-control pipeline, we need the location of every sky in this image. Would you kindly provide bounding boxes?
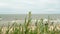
[0,0,60,14]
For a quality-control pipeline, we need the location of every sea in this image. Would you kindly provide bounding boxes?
[0,14,60,26]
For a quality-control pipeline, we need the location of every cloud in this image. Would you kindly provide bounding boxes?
[0,0,60,14]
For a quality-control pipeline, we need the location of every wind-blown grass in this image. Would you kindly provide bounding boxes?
[0,12,60,34]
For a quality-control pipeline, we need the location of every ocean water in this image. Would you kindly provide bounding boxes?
[0,14,60,26]
[0,14,60,21]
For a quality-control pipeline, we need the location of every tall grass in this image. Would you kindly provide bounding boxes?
[0,12,60,34]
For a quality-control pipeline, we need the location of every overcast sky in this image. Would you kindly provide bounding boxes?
[0,0,60,14]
